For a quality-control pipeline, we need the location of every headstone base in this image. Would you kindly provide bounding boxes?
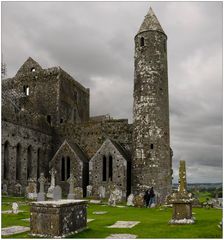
[30,200,87,238]
[37,193,45,202]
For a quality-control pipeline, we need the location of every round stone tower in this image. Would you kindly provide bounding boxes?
[132,7,172,202]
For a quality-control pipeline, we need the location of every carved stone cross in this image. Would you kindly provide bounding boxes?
[178,160,187,193]
[38,173,46,193]
[49,168,57,188]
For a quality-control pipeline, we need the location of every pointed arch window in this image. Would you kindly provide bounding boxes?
[61,156,65,181]
[102,155,107,181]
[16,143,21,180]
[37,148,41,179]
[3,141,9,180]
[67,156,70,179]
[109,155,113,181]
[27,145,32,179]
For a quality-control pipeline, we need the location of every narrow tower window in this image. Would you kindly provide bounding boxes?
[3,141,9,180]
[27,145,32,179]
[102,155,107,181]
[140,37,145,47]
[47,115,51,125]
[61,156,65,181]
[150,144,154,149]
[37,148,40,179]
[67,156,70,180]
[109,155,113,181]
[23,86,30,96]
[16,143,21,181]
[164,41,167,53]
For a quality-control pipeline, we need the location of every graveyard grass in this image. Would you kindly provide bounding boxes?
[1,197,222,238]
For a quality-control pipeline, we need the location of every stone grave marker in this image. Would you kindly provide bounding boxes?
[167,160,194,224]
[15,183,22,196]
[107,221,140,228]
[74,187,83,199]
[26,179,37,200]
[127,194,134,206]
[86,185,93,197]
[67,173,75,199]
[47,168,57,198]
[106,234,137,239]
[1,226,30,236]
[98,186,106,198]
[37,173,46,201]
[108,187,122,206]
[53,185,62,201]
[133,194,144,208]
[12,202,19,214]
[2,183,8,195]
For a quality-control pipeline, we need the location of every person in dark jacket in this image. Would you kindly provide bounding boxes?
[148,187,155,207]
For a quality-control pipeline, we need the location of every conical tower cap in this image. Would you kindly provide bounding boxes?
[137,7,166,36]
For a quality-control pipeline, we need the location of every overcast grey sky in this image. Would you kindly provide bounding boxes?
[2,1,222,183]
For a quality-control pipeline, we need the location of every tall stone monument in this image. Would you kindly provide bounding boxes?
[47,168,57,198]
[167,160,194,224]
[37,173,46,201]
[67,173,75,199]
[132,7,172,202]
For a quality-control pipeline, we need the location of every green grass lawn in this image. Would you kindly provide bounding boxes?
[1,197,222,238]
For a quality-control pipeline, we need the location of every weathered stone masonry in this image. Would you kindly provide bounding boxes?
[2,7,172,201]
[132,8,172,201]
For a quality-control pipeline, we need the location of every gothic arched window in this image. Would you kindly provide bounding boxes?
[102,155,107,181]
[37,148,41,179]
[3,141,9,180]
[67,156,70,180]
[109,155,113,181]
[27,145,32,179]
[61,156,65,181]
[16,143,21,180]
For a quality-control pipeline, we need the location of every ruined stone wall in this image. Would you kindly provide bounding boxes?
[2,68,60,126]
[89,139,130,198]
[58,70,89,124]
[2,120,53,195]
[50,144,84,194]
[54,119,132,159]
[132,29,172,200]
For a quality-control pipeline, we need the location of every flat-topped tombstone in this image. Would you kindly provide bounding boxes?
[30,200,87,238]
[53,185,62,201]
[2,226,30,236]
[106,234,137,239]
[107,221,140,228]
[108,188,122,206]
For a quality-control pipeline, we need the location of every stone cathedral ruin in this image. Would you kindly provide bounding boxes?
[1,8,173,203]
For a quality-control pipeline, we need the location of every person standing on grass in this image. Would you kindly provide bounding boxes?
[144,189,149,207]
[148,187,155,207]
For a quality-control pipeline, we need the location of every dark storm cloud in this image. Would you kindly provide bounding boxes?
[2,2,222,183]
